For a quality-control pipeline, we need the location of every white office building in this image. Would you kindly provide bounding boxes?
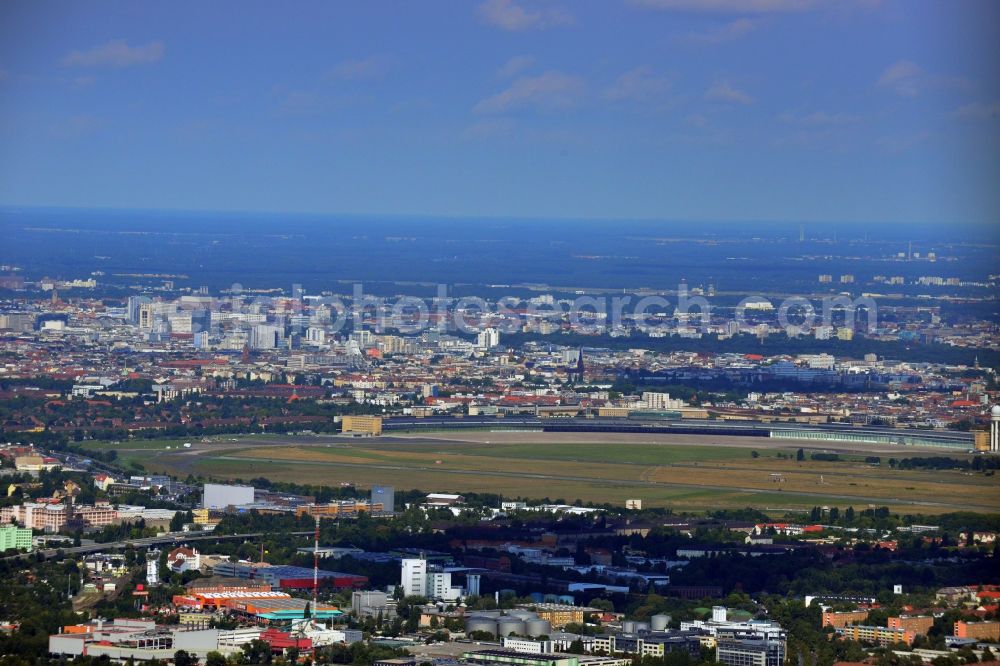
[641,392,685,410]
[400,558,427,598]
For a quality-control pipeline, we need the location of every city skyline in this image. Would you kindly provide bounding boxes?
[0,6,998,663]
[1,1,998,224]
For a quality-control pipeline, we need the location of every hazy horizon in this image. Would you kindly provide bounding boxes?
[2,203,999,231]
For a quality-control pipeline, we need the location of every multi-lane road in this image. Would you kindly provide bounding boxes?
[2,530,314,562]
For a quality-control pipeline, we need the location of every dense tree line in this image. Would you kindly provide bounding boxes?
[891,456,1000,472]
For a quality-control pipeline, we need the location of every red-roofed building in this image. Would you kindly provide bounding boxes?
[260,628,312,654]
[166,547,201,573]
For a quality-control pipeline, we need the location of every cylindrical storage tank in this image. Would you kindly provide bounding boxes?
[622,620,637,634]
[496,617,526,636]
[466,617,498,636]
[509,610,537,620]
[651,614,671,632]
[525,619,552,637]
[634,621,651,634]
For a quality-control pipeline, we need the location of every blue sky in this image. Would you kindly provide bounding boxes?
[0,0,997,224]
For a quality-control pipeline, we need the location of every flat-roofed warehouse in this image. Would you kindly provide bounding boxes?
[211,562,368,589]
[225,595,343,621]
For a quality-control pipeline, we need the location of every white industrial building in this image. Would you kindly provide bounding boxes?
[352,590,393,618]
[427,571,461,603]
[400,558,464,601]
[48,620,263,661]
[501,637,555,654]
[146,549,160,586]
[679,606,785,640]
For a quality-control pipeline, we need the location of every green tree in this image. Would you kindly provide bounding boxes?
[955,647,978,663]
[589,598,615,612]
[205,651,227,666]
[243,638,273,664]
[174,649,197,666]
[170,511,186,532]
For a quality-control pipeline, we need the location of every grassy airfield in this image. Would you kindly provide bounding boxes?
[81,431,1000,514]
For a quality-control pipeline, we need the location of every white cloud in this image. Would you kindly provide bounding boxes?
[876,59,923,96]
[61,40,164,68]
[877,60,972,98]
[498,55,536,79]
[674,18,761,44]
[327,55,391,81]
[955,100,1000,120]
[705,81,753,104]
[478,0,573,31]
[630,0,816,13]
[475,70,585,114]
[778,110,859,126]
[606,66,671,103]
